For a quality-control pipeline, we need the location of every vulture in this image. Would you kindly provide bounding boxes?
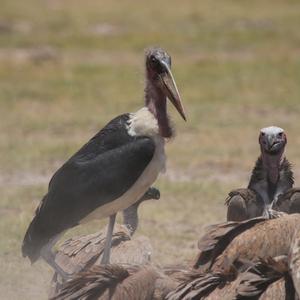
[50,264,187,300]
[167,214,300,299]
[22,47,186,279]
[169,214,300,299]
[234,256,296,300]
[290,228,300,297]
[193,214,300,271]
[49,187,160,296]
[226,126,300,221]
[167,256,296,300]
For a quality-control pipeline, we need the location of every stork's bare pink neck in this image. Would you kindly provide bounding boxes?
[261,149,284,184]
[145,78,172,138]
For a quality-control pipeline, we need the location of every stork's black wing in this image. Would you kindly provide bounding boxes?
[22,114,155,262]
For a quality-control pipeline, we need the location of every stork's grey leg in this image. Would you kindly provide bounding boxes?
[101,213,116,264]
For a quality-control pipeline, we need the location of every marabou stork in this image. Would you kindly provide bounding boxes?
[226,126,296,221]
[22,47,186,279]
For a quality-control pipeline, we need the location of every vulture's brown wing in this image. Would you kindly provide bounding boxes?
[275,187,300,214]
[55,224,130,275]
[49,225,131,298]
[235,256,290,299]
[194,217,266,270]
[51,265,159,300]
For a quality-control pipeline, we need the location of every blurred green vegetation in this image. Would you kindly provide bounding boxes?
[1,0,300,298]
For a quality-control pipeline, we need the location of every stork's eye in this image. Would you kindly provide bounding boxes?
[149,55,164,73]
[150,56,158,63]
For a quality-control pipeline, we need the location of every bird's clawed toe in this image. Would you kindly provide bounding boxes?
[264,208,286,219]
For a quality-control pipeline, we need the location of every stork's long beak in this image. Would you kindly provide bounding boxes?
[159,61,186,121]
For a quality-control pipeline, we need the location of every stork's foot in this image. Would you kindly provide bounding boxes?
[53,269,74,284]
[48,259,74,282]
[57,270,74,282]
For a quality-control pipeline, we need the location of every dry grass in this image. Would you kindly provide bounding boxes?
[1,0,300,299]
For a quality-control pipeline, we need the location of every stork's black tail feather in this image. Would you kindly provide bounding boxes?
[22,216,46,263]
[22,196,49,263]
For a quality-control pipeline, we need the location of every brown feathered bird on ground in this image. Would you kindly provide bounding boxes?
[170,214,300,299]
[194,214,300,272]
[289,228,300,298]
[49,187,160,297]
[167,255,296,300]
[235,256,296,300]
[167,215,300,300]
[226,126,300,221]
[50,264,187,300]
[51,259,296,300]
[50,264,159,300]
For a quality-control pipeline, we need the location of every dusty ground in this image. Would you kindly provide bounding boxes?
[1,0,300,299]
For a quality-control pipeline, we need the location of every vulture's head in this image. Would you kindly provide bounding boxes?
[259,126,287,155]
[145,47,186,121]
[136,187,160,206]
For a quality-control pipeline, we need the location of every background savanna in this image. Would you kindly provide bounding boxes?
[1,0,300,298]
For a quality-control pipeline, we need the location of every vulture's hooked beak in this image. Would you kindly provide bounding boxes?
[262,134,286,154]
[267,135,278,151]
[159,61,186,121]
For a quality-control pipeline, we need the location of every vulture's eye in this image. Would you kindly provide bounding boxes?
[261,132,265,136]
[278,132,283,137]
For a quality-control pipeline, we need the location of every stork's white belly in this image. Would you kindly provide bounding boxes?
[81,137,165,223]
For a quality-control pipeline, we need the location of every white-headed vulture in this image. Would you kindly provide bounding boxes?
[226,126,297,221]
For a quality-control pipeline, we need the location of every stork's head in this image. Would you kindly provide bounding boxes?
[259,126,287,155]
[145,47,186,122]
